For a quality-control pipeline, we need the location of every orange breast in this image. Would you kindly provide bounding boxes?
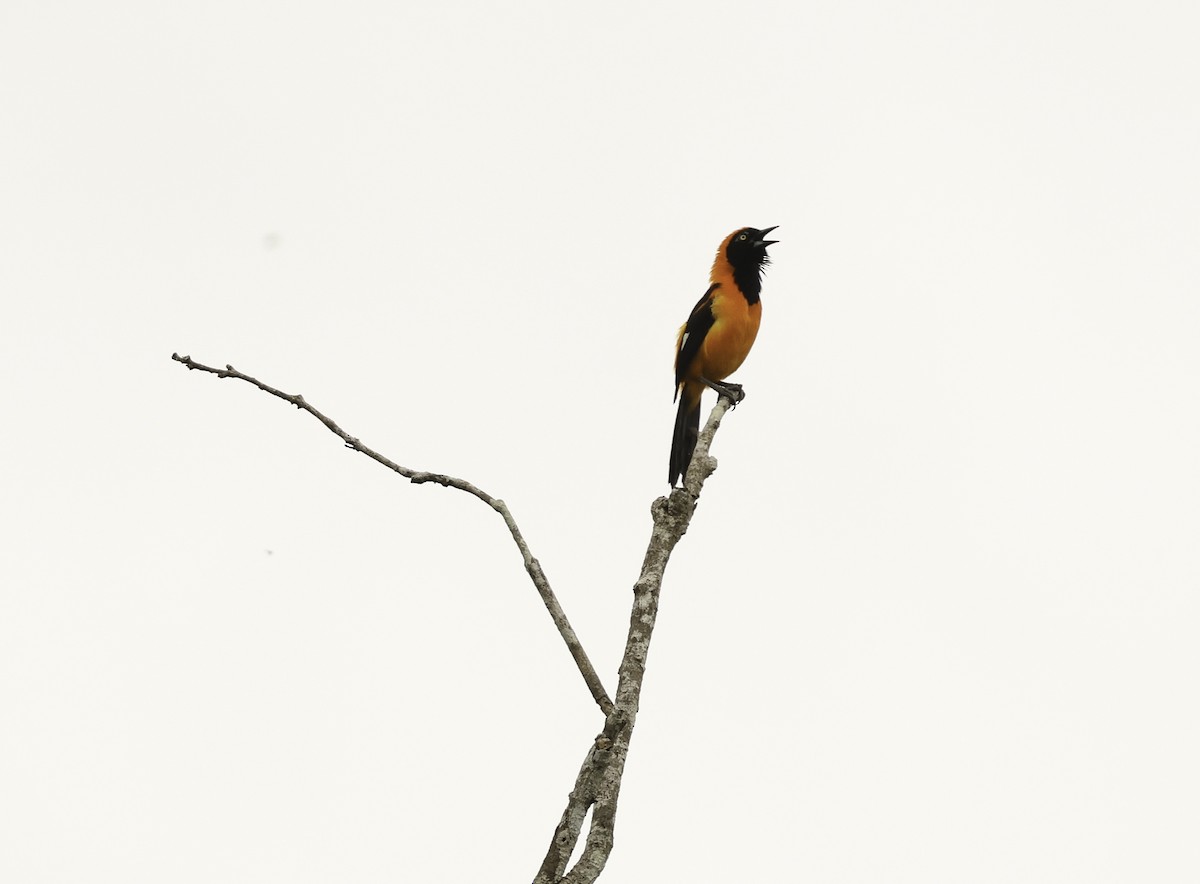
[698,277,761,382]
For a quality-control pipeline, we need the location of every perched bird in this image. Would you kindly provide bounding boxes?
[669,226,778,486]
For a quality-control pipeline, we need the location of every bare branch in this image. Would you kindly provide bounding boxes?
[173,351,744,881]
[535,395,738,884]
[170,352,614,717]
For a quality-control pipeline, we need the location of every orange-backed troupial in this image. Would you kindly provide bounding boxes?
[669,226,778,486]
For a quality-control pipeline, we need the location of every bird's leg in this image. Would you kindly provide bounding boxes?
[701,377,745,405]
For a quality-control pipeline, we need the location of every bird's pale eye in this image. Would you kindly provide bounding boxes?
[738,233,748,241]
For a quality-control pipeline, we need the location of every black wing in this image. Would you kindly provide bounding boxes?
[674,283,720,392]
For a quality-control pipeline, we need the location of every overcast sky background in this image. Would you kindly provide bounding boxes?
[2,2,1198,881]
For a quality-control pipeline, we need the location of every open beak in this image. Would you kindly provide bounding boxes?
[756,225,779,247]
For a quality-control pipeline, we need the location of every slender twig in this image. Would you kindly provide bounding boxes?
[534,394,737,884]
[170,352,614,717]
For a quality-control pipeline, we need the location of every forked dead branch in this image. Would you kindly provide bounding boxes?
[172,351,740,883]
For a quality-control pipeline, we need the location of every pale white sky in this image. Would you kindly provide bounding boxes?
[2,2,1198,881]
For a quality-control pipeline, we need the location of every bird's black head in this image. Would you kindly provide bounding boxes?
[724,226,778,302]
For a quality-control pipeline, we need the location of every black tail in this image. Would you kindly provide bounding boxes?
[668,393,701,486]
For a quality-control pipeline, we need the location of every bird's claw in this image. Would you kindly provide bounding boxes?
[702,378,745,406]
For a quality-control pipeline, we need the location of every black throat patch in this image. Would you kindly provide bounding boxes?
[726,239,768,305]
